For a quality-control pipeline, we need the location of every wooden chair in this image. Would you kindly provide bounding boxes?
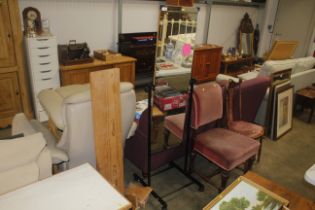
[164,81,260,192]
[226,77,270,162]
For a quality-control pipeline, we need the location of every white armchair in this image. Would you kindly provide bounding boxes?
[38,82,136,169]
[0,133,52,195]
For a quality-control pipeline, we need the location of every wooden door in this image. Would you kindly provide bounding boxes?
[0,72,21,120]
[272,0,315,57]
[0,0,16,68]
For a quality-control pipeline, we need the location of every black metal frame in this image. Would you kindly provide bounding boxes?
[133,81,204,210]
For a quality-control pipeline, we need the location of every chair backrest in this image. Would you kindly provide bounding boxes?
[227,76,271,123]
[191,82,223,129]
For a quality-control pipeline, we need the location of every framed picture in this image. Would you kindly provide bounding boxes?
[274,84,294,139]
[203,176,289,210]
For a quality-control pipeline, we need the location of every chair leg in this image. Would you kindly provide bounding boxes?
[244,156,255,173]
[219,170,230,193]
[163,129,170,149]
[257,137,263,163]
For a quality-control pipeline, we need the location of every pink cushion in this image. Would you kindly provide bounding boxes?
[164,113,185,140]
[194,128,260,171]
[228,121,264,139]
[192,82,223,129]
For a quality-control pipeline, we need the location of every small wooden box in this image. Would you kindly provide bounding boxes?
[94,50,122,61]
[166,0,194,7]
[192,44,222,83]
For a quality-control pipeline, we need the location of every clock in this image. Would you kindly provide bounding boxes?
[22,7,42,37]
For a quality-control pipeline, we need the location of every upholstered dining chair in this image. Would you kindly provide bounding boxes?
[226,77,270,162]
[164,81,260,192]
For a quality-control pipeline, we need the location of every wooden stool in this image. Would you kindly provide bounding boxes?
[295,86,315,123]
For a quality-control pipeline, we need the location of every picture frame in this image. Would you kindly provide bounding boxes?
[274,84,294,139]
[203,176,289,210]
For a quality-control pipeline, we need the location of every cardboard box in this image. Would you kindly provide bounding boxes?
[154,94,187,112]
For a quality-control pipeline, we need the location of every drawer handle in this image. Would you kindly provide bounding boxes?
[38,47,49,50]
[37,38,49,41]
[41,78,52,81]
[40,70,52,73]
[39,62,51,65]
[39,54,50,58]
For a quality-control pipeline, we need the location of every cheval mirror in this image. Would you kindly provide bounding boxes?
[239,13,254,57]
[154,6,199,89]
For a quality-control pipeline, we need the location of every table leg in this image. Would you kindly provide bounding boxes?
[308,106,314,123]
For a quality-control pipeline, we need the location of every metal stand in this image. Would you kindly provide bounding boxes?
[132,82,204,210]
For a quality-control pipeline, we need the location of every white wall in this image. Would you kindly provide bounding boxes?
[207,4,263,54]
[19,0,271,55]
[308,26,315,56]
[19,0,118,51]
[257,0,279,57]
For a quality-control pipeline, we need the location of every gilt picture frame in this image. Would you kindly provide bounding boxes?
[203,176,289,210]
[274,85,294,139]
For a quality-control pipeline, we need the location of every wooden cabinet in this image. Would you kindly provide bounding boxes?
[192,44,222,82]
[0,0,16,68]
[60,57,136,86]
[0,0,32,127]
[0,72,21,118]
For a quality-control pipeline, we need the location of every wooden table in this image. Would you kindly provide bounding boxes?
[244,172,315,210]
[60,56,136,86]
[221,56,254,76]
[295,86,315,123]
[0,164,132,210]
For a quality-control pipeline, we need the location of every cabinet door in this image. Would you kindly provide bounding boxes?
[114,62,135,85]
[0,72,21,119]
[192,48,221,82]
[0,0,16,68]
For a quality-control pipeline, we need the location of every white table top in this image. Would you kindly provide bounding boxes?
[0,164,131,210]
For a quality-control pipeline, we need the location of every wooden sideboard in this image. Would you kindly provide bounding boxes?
[60,56,136,85]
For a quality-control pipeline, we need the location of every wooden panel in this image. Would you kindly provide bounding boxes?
[114,62,135,84]
[166,0,194,7]
[90,68,125,194]
[61,70,90,85]
[192,45,222,82]
[0,0,16,68]
[0,72,21,124]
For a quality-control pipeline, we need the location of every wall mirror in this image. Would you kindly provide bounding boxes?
[239,13,254,57]
[154,6,199,88]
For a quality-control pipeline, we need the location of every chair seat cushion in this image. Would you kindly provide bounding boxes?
[164,113,185,139]
[194,128,260,171]
[228,121,264,139]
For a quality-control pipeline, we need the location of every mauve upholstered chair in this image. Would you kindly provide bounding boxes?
[164,81,260,192]
[226,77,270,162]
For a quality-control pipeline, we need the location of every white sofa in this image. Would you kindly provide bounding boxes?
[217,56,315,125]
[38,82,136,169]
[0,133,52,195]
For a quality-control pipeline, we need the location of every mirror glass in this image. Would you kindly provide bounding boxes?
[240,33,253,56]
[239,13,254,57]
[154,6,199,84]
